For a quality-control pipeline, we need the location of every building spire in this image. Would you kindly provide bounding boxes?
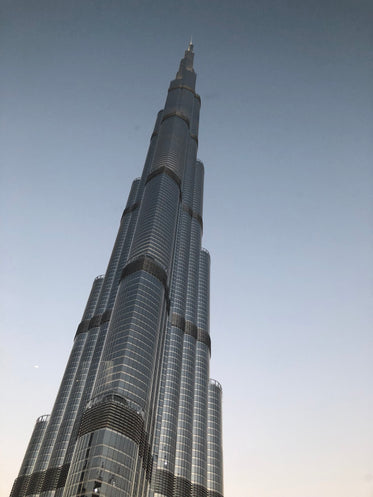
[188,36,193,52]
[174,41,196,87]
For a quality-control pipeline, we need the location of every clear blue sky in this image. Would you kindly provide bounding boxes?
[1,1,372,496]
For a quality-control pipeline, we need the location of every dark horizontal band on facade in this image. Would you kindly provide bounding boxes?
[40,462,70,493]
[121,201,139,219]
[170,313,211,352]
[12,462,74,496]
[168,84,201,102]
[182,204,203,229]
[168,83,195,96]
[146,166,182,190]
[41,466,60,493]
[121,255,171,314]
[19,470,43,496]
[152,468,221,497]
[161,111,190,128]
[121,255,167,289]
[78,397,152,479]
[75,309,112,338]
[79,397,142,442]
[151,126,197,146]
[9,474,30,497]
[152,130,197,145]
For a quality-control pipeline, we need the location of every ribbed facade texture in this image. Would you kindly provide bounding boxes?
[11,44,223,497]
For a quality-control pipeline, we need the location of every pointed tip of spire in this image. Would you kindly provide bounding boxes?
[187,36,193,52]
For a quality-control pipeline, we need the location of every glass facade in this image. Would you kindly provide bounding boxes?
[11,43,223,497]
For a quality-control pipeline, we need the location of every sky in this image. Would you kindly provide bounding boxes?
[1,1,372,496]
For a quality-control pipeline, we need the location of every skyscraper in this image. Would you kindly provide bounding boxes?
[11,43,223,497]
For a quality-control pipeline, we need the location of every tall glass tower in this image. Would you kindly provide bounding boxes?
[11,43,223,497]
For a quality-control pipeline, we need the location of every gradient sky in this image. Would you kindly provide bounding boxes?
[1,1,372,496]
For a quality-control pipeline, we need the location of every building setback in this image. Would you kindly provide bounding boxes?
[11,43,223,497]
